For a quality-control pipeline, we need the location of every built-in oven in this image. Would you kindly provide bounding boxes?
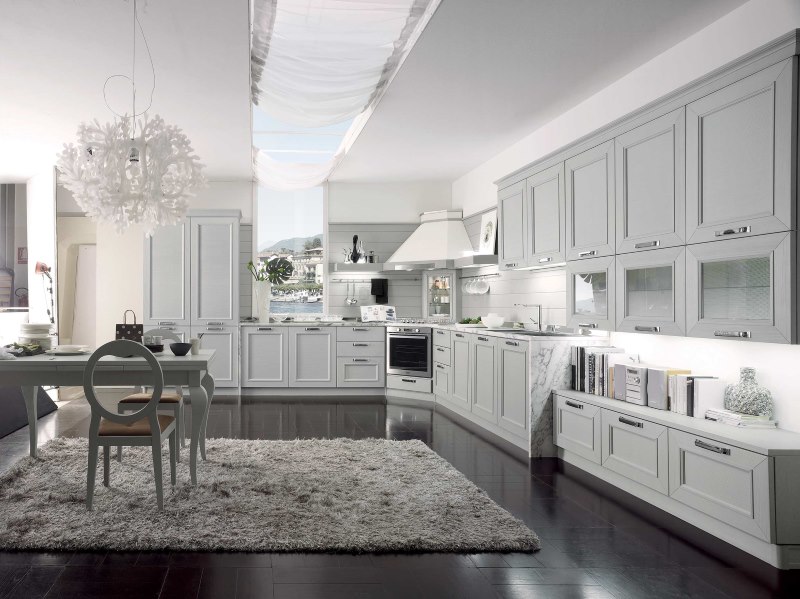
[386,326,432,378]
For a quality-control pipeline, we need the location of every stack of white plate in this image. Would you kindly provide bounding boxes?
[19,323,54,350]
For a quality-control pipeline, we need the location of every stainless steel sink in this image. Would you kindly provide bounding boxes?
[485,329,575,337]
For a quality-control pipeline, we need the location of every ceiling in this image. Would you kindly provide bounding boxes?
[330,0,748,183]
[0,0,252,182]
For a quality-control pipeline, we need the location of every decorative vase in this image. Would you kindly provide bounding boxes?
[724,367,774,418]
[254,280,272,323]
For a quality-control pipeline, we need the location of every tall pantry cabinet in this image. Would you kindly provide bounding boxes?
[144,210,240,387]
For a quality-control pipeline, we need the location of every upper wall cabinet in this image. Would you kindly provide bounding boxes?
[686,58,797,244]
[526,163,566,266]
[566,255,616,331]
[190,216,239,326]
[615,108,685,254]
[144,222,191,326]
[565,140,615,260]
[498,180,527,270]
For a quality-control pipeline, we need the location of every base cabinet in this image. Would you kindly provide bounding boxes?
[554,394,601,464]
[289,328,337,387]
[450,332,472,409]
[601,409,668,494]
[471,335,498,424]
[242,326,289,387]
[337,357,385,388]
[192,326,238,388]
[433,363,452,398]
[497,339,529,439]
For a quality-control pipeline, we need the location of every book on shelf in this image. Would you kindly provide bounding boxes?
[705,408,778,428]
[648,367,691,410]
[669,375,719,416]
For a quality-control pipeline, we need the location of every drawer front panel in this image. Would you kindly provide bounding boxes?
[554,395,601,464]
[433,363,451,398]
[601,409,668,494]
[336,357,385,388]
[387,375,433,394]
[668,428,772,541]
[336,341,385,357]
[336,326,386,342]
[433,345,451,366]
[433,328,452,347]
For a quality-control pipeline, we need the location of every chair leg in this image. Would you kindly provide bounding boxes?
[86,440,98,511]
[179,401,186,449]
[103,446,110,487]
[174,405,181,463]
[168,431,177,486]
[151,438,164,511]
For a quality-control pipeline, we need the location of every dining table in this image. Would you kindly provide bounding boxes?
[0,349,215,485]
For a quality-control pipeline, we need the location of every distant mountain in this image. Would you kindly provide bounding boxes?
[259,233,324,254]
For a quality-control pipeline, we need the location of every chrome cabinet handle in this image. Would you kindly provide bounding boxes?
[505,262,518,268]
[715,226,751,237]
[436,347,445,352]
[634,326,661,333]
[538,257,552,263]
[714,330,751,338]
[206,327,223,331]
[353,327,369,331]
[353,343,368,347]
[207,321,224,325]
[305,327,321,331]
[619,416,643,428]
[401,378,416,383]
[257,327,273,331]
[436,364,445,370]
[160,326,176,331]
[505,340,518,346]
[578,250,597,257]
[455,333,464,338]
[634,240,660,249]
[477,336,489,341]
[565,400,583,410]
[578,323,598,329]
[158,321,176,325]
[695,439,731,455]
[436,330,446,335]
[353,358,369,363]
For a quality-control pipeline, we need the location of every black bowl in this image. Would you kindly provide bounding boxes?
[169,342,192,356]
[144,343,164,353]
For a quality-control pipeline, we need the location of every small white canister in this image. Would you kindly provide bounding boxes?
[189,337,201,355]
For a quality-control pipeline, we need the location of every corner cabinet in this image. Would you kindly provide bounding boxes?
[498,181,527,270]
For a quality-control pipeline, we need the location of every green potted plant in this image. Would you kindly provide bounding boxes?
[248,258,293,322]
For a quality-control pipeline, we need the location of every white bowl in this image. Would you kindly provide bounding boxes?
[481,314,505,328]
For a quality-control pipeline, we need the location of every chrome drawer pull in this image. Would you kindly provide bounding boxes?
[578,323,598,329]
[257,327,273,331]
[353,327,369,331]
[477,336,489,341]
[158,321,176,325]
[353,343,368,347]
[455,333,464,338]
[634,326,661,333]
[436,330,446,335]
[207,321,224,325]
[714,330,750,338]
[505,341,518,346]
[436,364,445,370]
[565,400,583,410]
[160,327,176,331]
[634,240,660,249]
[505,262,518,268]
[401,378,416,383]
[538,257,552,263]
[695,439,731,455]
[305,327,321,331]
[353,358,369,363]
[619,416,643,428]
[436,347,445,352]
[715,226,751,237]
[578,250,597,257]
[206,327,223,331]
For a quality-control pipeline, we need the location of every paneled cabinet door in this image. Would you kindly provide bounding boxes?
[565,140,615,260]
[192,326,239,388]
[601,409,669,495]
[615,108,685,253]
[566,256,616,331]
[336,357,385,388]
[450,332,472,409]
[433,363,452,399]
[686,232,794,344]
[497,338,529,439]
[668,429,772,541]
[143,222,190,326]
[553,394,601,464]
[615,246,686,336]
[241,326,289,388]
[498,180,527,270]
[686,58,796,244]
[471,335,498,424]
[190,217,239,326]
[289,327,337,387]
[526,163,565,266]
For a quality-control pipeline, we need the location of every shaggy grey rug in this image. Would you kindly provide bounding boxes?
[0,437,539,553]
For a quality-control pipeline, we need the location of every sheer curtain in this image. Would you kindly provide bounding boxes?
[251,0,439,189]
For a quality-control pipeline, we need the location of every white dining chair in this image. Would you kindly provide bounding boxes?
[117,328,185,463]
[84,339,177,511]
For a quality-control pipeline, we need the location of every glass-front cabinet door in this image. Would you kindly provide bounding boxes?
[616,247,685,335]
[686,232,793,344]
[423,270,457,320]
[566,256,615,331]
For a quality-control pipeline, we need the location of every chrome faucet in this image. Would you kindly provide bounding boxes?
[514,303,542,332]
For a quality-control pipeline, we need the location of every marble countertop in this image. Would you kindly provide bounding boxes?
[239,321,387,327]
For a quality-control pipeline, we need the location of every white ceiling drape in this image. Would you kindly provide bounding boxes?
[251,0,439,189]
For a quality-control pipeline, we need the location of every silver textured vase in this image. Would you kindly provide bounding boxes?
[723,367,773,418]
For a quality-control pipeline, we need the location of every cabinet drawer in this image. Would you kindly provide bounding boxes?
[336,357,385,388]
[337,326,385,342]
[433,345,451,365]
[433,328,452,347]
[387,375,432,394]
[554,395,601,464]
[601,409,668,494]
[336,341,385,357]
[433,363,451,398]
[668,429,772,541]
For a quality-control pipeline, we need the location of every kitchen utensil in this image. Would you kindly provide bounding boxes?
[475,277,489,294]
[169,342,192,356]
[350,235,362,263]
[481,313,505,328]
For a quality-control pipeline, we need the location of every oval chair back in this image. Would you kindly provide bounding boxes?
[143,328,183,344]
[83,339,163,425]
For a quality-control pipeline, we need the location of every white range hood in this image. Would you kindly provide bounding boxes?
[384,210,497,270]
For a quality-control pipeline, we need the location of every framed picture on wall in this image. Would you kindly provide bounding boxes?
[478,210,497,255]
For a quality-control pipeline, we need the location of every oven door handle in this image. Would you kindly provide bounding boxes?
[388,334,429,340]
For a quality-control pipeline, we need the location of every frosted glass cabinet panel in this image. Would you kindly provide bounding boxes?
[686,232,794,344]
[616,247,685,336]
[423,270,456,320]
[566,256,615,331]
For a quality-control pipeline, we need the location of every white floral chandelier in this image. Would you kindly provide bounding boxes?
[56,0,205,234]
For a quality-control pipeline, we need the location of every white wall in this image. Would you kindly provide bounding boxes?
[328,181,451,223]
[26,168,56,325]
[191,181,254,224]
[452,0,800,217]
[56,217,96,344]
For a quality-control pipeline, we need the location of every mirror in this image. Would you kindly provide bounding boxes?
[0,184,29,311]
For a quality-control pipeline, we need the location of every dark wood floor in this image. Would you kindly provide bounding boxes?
[0,397,798,598]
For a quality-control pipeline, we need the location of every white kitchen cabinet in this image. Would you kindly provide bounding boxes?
[686,58,796,244]
[336,326,385,342]
[192,325,239,389]
[190,216,239,327]
[615,108,685,253]
[686,232,794,344]
[554,394,601,464]
[668,428,772,541]
[143,222,191,326]
[450,331,472,409]
[615,246,685,336]
[432,344,451,366]
[526,163,565,266]
[565,140,615,260]
[566,255,616,331]
[471,334,498,424]
[337,357,385,388]
[433,328,451,347]
[433,363,452,399]
[149,325,188,342]
[498,180,527,270]
[289,327,337,387]
[601,409,669,495]
[497,338,529,440]
[241,326,289,388]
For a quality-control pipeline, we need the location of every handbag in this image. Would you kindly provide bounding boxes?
[115,310,143,342]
